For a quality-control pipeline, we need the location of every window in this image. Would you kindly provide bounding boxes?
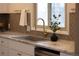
[37,3,48,26]
[37,3,65,27]
[36,3,68,33]
[51,3,65,27]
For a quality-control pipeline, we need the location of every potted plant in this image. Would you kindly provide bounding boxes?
[49,14,61,41]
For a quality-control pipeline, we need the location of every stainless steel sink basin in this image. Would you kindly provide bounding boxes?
[12,36,48,42]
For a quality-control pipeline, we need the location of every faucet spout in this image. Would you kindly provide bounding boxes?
[37,18,45,32]
[35,18,48,37]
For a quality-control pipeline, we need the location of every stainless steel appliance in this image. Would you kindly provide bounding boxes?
[35,46,60,56]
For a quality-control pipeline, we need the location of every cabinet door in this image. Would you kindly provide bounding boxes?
[9,49,21,56]
[0,37,9,56]
[0,37,9,47]
[9,49,31,56]
[0,46,9,56]
[9,39,35,56]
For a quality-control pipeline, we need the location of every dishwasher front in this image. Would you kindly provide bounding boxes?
[35,46,60,56]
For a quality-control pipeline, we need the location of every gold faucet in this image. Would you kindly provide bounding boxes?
[36,18,48,37]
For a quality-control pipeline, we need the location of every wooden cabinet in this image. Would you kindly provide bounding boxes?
[0,37,9,56]
[0,37,35,56]
[0,37,9,47]
[0,47,9,56]
[9,49,31,56]
[8,39,35,56]
[0,4,9,13]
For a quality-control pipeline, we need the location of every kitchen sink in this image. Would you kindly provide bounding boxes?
[12,36,48,42]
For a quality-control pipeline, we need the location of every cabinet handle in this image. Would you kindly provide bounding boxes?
[17,53,22,56]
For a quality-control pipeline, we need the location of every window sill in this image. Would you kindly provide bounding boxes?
[31,27,69,35]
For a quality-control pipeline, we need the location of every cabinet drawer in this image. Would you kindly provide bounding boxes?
[9,40,35,56]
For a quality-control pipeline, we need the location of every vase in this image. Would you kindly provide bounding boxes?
[50,33,58,41]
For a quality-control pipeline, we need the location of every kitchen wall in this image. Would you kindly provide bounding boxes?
[0,3,9,13]
[9,3,36,29]
[8,3,76,41]
[59,12,75,40]
[9,3,36,32]
[9,13,26,32]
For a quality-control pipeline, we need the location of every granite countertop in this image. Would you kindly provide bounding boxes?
[36,40,74,55]
[0,31,75,55]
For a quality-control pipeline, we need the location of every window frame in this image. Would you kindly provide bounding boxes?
[48,3,68,31]
[35,3,69,35]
